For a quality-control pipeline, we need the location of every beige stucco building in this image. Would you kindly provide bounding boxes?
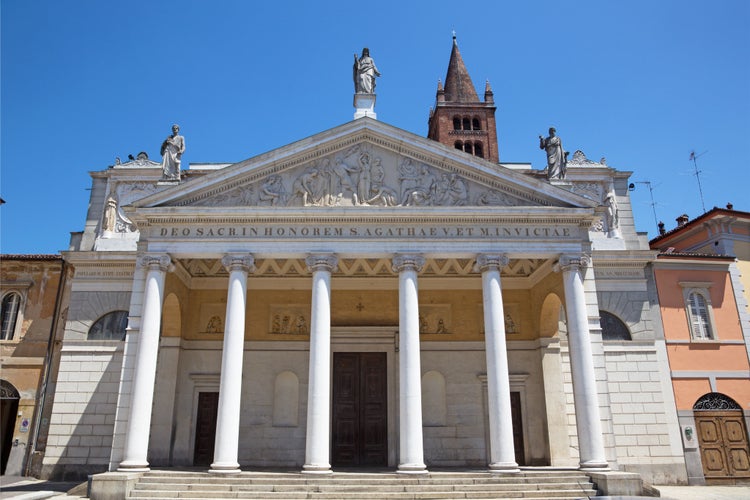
[1,254,66,477]
[39,40,688,489]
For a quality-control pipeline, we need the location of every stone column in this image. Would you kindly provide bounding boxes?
[557,254,609,469]
[210,254,255,474]
[302,254,338,474]
[475,254,519,473]
[392,254,427,474]
[118,254,171,471]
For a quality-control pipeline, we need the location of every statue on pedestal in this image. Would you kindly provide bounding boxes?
[353,48,381,94]
[161,124,185,181]
[539,127,567,180]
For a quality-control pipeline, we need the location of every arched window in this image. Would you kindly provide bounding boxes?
[454,141,463,151]
[474,142,483,158]
[686,290,714,340]
[462,117,470,130]
[472,117,480,130]
[599,310,631,341]
[1,293,21,340]
[88,310,128,340]
[452,117,461,130]
[464,142,473,154]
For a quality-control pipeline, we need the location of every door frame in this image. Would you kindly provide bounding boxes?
[331,327,397,468]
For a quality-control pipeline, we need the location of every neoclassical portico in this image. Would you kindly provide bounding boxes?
[115,244,609,474]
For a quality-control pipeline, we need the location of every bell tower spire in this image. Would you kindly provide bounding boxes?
[427,35,499,163]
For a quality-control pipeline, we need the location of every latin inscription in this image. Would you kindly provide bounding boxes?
[154,224,575,240]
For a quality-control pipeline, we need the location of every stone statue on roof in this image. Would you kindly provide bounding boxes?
[539,127,567,180]
[161,124,185,181]
[353,48,381,94]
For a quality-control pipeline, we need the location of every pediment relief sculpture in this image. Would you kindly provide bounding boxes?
[192,145,529,208]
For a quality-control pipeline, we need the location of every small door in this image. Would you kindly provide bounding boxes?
[510,391,525,466]
[696,410,750,480]
[332,352,387,466]
[193,392,219,466]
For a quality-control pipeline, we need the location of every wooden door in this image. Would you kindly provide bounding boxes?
[332,352,387,466]
[510,392,525,466]
[696,410,750,480]
[193,392,219,466]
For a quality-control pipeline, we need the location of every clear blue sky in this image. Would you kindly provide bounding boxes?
[2,0,748,254]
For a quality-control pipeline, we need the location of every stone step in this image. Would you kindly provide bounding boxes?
[137,475,591,485]
[129,471,597,500]
[133,482,592,492]
[129,491,596,500]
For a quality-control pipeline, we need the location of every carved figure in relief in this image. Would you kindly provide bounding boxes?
[476,189,520,207]
[446,173,469,206]
[539,127,567,180]
[281,315,290,334]
[366,181,398,206]
[419,314,428,334]
[353,47,380,94]
[331,157,359,205]
[206,316,223,333]
[291,167,320,206]
[272,314,281,334]
[161,124,185,180]
[103,196,118,232]
[504,313,516,334]
[436,318,447,334]
[402,166,437,206]
[356,152,372,205]
[398,159,420,203]
[604,190,619,231]
[295,315,308,335]
[259,175,287,206]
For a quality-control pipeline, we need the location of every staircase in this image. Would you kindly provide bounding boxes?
[127,470,599,499]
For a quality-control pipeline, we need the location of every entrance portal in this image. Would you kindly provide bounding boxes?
[193,391,219,466]
[332,352,387,467]
[694,393,750,482]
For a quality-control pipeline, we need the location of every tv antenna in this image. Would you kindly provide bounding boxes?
[689,150,708,214]
[628,180,660,232]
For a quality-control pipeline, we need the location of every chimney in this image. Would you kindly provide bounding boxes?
[658,221,666,236]
[676,214,690,227]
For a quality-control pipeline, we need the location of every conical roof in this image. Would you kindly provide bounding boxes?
[443,36,480,103]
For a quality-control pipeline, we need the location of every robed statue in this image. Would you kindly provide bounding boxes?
[353,48,381,94]
[161,124,185,180]
[539,127,567,180]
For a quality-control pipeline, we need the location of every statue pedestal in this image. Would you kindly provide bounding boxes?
[353,93,377,120]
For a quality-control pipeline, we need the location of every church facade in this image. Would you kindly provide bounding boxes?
[40,40,687,484]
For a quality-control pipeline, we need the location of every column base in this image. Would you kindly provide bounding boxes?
[579,459,610,471]
[209,461,241,474]
[116,460,150,473]
[488,462,520,473]
[301,466,333,475]
[397,463,428,475]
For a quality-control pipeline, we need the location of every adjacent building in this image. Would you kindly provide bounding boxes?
[650,207,750,484]
[37,38,688,488]
[0,254,66,476]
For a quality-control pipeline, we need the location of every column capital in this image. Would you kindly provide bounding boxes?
[554,254,591,273]
[221,254,255,273]
[305,254,338,273]
[138,253,172,272]
[392,254,425,273]
[474,254,509,273]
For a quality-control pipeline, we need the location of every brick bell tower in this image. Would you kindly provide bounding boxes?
[427,36,499,163]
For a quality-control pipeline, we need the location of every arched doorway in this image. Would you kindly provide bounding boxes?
[693,392,750,482]
[0,380,20,474]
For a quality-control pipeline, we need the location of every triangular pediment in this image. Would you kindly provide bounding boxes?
[131,118,595,210]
